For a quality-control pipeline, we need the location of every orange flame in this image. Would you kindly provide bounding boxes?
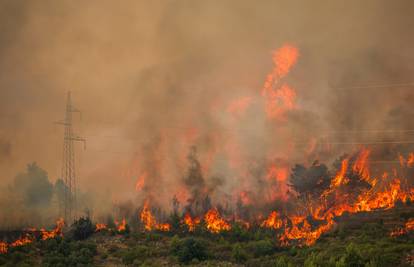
[390,218,414,236]
[40,218,65,240]
[261,211,283,229]
[139,201,171,231]
[0,242,7,254]
[115,218,127,232]
[183,213,201,232]
[204,208,231,233]
[135,172,147,191]
[95,223,107,232]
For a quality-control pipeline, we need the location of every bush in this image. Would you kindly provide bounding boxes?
[120,246,149,265]
[42,239,97,267]
[71,217,96,240]
[336,243,364,267]
[246,240,275,257]
[171,237,208,264]
[232,243,249,262]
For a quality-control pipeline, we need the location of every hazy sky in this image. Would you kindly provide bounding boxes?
[1,0,414,203]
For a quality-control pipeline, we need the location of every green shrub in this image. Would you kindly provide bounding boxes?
[336,243,364,267]
[246,239,275,257]
[232,243,249,262]
[171,237,208,264]
[71,217,96,241]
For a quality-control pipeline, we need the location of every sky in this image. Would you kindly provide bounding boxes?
[1,0,414,205]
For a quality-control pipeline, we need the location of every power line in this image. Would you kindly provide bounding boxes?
[335,82,414,90]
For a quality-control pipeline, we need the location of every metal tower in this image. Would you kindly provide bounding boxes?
[57,91,85,223]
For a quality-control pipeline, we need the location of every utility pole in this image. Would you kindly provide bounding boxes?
[56,91,86,224]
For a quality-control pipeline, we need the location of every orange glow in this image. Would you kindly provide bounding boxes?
[263,84,297,120]
[95,223,107,232]
[40,218,65,240]
[352,148,371,183]
[115,218,127,232]
[140,201,171,231]
[391,218,414,236]
[227,96,253,118]
[10,235,32,248]
[204,208,231,233]
[183,213,201,232]
[332,159,349,187]
[135,172,147,191]
[0,242,7,254]
[262,44,299,120]
[261,211,283,229]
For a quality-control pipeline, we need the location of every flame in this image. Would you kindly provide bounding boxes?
[261,211,283,229]
[10,235,33,248]
[352,148,371,183]
[135,172,147,191]
[204,208,231,233]
[0,242,7,254]
[95,223,107,232]
[390,218,414,236]
[139,201,171,231]
[262,44,299,120]
[115,218,127,232]
[183,213,201,232]
[332,159,349,187]
[263,83,297,120]
[40,218,65,240]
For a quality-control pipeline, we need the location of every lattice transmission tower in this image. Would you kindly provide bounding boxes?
[56,91,86,223]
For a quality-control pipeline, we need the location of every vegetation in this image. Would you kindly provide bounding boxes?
[0,216,413,266]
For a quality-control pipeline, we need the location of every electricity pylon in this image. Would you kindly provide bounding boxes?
[56,91,86,224]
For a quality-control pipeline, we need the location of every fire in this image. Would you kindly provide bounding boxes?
[261,211,283,229]
[263,83,297,120]
[0,242,8,254]
[135,172,147,191]
[204,208,231,233]
[115,218,127,232]
[352,148,371,183]
[332,159,349,187]
[139,201,171,231]
[95,223,107,232]
[10,235,33,248]
[262,44,299,120]
[183,213,201,232]
[390,218,414,236]
[40,218,65,240]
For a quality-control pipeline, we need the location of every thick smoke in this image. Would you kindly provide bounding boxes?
[0,0,414,224]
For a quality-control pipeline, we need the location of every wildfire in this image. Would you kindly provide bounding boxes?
[115,218,127,232]
[204,208,231,233]
[135,172,147,191]
[139,201,171,231]
[10,235,33,248]
[390,218,414,237]
[0,242,7,254]
[261,211,283,229]
[95,223,108,232]
[40,218,65,240]
[262,44,299,120]
[183,213,201,232]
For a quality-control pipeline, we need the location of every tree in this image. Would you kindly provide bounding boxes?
[13,162,53,207]
[289,161,331,201]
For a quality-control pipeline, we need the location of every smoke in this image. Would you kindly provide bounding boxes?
[1,0,414,222]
